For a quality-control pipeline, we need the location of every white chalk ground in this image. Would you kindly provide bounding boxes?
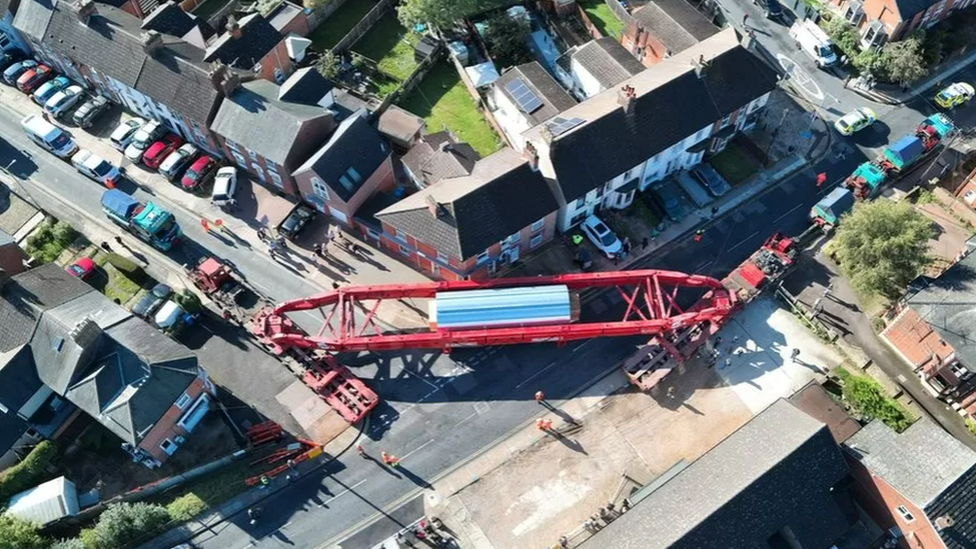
[714,296,844,413]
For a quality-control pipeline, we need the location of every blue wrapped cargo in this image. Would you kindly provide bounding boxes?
[429,285,580,329]
[100,189,138,226]
[811,187,854,226]
[884,136,925,170]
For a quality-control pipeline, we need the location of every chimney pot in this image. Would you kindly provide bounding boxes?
[72,0,97,23]
[524,141,539,171]
[140,30,163,56]
[226,15,242,39]
[70,317,102,349]
[617,84,637,114]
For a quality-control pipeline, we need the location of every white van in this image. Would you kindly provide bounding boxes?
[789,20,838,68]
[71,149,121,187]
[20,114,78,158]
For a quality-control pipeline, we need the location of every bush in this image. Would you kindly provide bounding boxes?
[87,502,171,549]
[50,538,87,549]
[175,289,202,314]
[838,369,914,432]
[0,515,46,549]
[79,528,98,549]
[25,220,78,264]
[0,441,58,502]
[967,417,976,437]
[166,493,208,522]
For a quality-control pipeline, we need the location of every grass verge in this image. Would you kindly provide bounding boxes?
[155,459,253,520]
[708,143,760,185]
[92,251,143,306]
[307,0,379,51]
[399,61,501,157]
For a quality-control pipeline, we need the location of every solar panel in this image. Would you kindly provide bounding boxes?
[548,116,585,137]
[505,78,544,114]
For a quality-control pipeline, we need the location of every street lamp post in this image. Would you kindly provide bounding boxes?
[763,108,791,167]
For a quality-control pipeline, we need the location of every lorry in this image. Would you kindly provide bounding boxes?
[100,189,182,251]
[843,114,954,200]
[809,187,855,231]
[185,256,265,321]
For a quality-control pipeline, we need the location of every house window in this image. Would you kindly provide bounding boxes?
[338,167,363,192]
[399,244,411,256]
[896,506,915,523]
[430,261,439,275]
[719,113,732,128]
[437,251,449,263]
[226,140,241,152]
[395,229,407,242]
[274,67,285,83]
[531,218,545,232]
[311,177,330,201]
[175,392,191,410]
[476,251,490,265]
[247,148,258,161]
[575,197,585,209]
[530,234,543,248]
[862,20,887,49]
[268,170,283,189]
[845,0,864,24]
[160,438,178,456]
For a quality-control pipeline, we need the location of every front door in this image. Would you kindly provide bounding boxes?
[502,245,520,264]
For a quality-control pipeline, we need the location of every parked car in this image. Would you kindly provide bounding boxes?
[154,300,185,331]
[650,179,693,222]
[17,64,53,93]
[142,134,182,169]
[935,82,975,110]
[3,59,36,84]
[71,149,121,187]
[753,0,783,18]
[30,75,69,105]
[65,257,96,280]
[159,143,198,181]
[675,171,713,208]
[277,203,315,240]
[580,214,623,258]
[123,120,165,162]
[111,117,146,150]
[72,95,111,128]
[833,107,876,135]
[690,164,732,197]
[210,166,237,205]
[132,283,172,319]
[182,155,218,191]
[44,85,85,118]
[0,51,25,73]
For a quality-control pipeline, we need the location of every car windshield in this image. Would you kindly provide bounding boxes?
[185,167,201,181]
[154,217,175,238]
[133,131,151,147]
[938,90,952,100]
[818,45,833,57]
[93,160,112,177]
[600,232,617,246]
[212,193,227,201]
[838,119,850,129]
[50,134,70,149]
[68,265,84,276]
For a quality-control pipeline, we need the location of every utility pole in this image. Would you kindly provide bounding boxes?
[763,108,790,167]
[1,159,39,208]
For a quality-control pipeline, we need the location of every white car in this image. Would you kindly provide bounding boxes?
[70,149,121,187]
[211,166,238,207]
[580,214,623,258]
[110,117,145,150]
[124,120,164,162]
[158,143,198,181]
[43,85,84,119]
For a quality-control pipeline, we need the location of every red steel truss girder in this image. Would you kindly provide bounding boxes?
[254,270,735,354]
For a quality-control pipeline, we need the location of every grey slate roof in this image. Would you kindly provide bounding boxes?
[278,67,335,106]
[845,419,976,507]
[0,409,28,457]
[583,399,852,549]
[0,345,44,412]
[204,13,282,70]
[376,148,558,260]
[495,62,577,126]
[533,29,777,203]
[212,78,335,168]
[13,0,221,125]
[894,0,939,19]
[572,37,645,88]
[401,132,479,187]
[926,466,976,549]
[293,110,390,202]
[0,263,92,353]
[630,0,718,55]
[141,1,198,39]
[906,250,976,373]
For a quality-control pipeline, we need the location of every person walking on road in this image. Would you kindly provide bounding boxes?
[356,444,367,458]
[381,451,400,468]
[642,236,649,250]
[313,243,323,257]
[742,13,749,26]
[534,390,545,404]
[790,348,801,363]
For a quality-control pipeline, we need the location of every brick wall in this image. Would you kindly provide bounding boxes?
[214,134,299,195]
[294,155,395,225]
[257,39,296,83]
[137,377,208,463]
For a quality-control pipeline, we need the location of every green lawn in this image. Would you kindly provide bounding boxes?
[578,0,624,38]
[399,61,501,157]
[708,143,760,185]
[352,13,419,81]
[307,0,379,51]
[92,251,143,306]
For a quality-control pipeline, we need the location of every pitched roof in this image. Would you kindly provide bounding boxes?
[572,37,645,88]
[0,263,92,353]
[893,0,939,19]
[266,0,301,32]
[293,110,390,202]
[630,0,718,55]
[204,13,282,70]
[211,78,335,168]
[141,1,211,41]
[13,0,221,124]
[0,345,44,412]
[278,67,335,106]
[526,29,777,203]
[583,399,852,549]
[905,250,976,373]
[376,148,558,260]
[495,62,577,126]
[926,466,976,549]
[377,105,425,144]
[401,132,479,187]
[845,419,976,507]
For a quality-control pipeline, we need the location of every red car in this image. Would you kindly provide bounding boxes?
[66,257,96,280]
[16,64,52,93]
[142,134,182,169]
[181,155,218,191]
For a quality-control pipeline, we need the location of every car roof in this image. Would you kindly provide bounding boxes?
[189,156,212,170]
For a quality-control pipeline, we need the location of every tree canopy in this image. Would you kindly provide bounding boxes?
[86,502,171,549]
[880,35,928,85]
[0,515,46,549]
[832,200,932,299]
[484,14,532,69]
[397,0,480,28]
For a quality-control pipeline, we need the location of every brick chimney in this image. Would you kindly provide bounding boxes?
[70,317,102,351]
[617,84,637,115]
[524,141,539,171]
[209,62,228,91]
[71,0,97,24]
[425,195,443,218]
[226,15,242,39]
[692,54,709,78]
[140,31,163,56]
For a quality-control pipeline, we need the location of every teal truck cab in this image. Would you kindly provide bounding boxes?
[100,189,182,251]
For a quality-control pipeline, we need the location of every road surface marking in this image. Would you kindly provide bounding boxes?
[726,231,760,253]
[572,340,593,352]
[776,54,824,101]
[515,360,559,389]
[318,478,368,507]
[454,411,478,428]
[401,438,435,461]
[772,203,806,225]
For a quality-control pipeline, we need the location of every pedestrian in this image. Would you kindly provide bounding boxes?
[622,236,631,254]
[666,386,675,399]
[642,236,649,250]
[356,444,367,457]
[732,335,739,343]
[613,253,620,265]
[791,348,800,363]
[711,206,719,217]
[313,243,323,257]
[200,219,210,233]
[100,241,112,252]
[388,455,400,468]
[693,229,704,243]
[559,536,569,548]
[114,236,123,246]
[725,357,732,368]
[742,13,749,26]
[351,243,363,256]
[534,390,545,404]
[536,418,553,431]
[332,281,340,290]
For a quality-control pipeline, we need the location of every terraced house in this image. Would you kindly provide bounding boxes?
[826,0,974,45]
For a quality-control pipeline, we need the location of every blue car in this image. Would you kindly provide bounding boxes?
[32,76,70,105]
[3,59,36,85]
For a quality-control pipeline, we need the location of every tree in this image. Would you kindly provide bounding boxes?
[0,440,58,502]
[88,502,170,549]
[880,35,928,85]
[315,51,340,80]
[50,539,86,549]
[484,14,532,69]
[397,0,479,29]
[824,17,860,61]
[0,515,46,549]
[832,200,933,299]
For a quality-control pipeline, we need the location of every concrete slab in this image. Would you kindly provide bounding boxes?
[0,185,39,235]
[276,379,332,431]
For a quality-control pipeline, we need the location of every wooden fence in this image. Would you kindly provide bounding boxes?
[331,0,396,54]
[306,0,350,31]
[605,0,633,29]
[448,53,512,149]
[375,41,444,115]
[577,5,602,39]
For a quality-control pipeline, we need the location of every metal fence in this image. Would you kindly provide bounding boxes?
[332,0,396,54]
